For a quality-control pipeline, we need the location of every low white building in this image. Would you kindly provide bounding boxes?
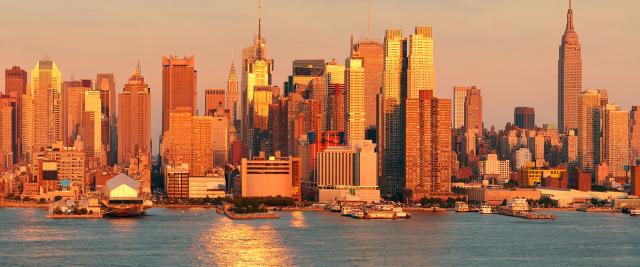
[478,154,510,182]
[189,170,226,199]
[316,140,380,203]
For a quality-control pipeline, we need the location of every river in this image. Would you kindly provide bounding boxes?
[0,208,638,266]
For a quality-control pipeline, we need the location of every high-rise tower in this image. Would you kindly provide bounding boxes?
[407,26,435,98]
[242,0,273,157]
[31,55,62,151]
[118,64,151,166]
[226,61,240,122]
[162,55,197,135]
[558,0,582,133]
[345,57,365,144]
[5,67,27,160]
[378,29,406,198]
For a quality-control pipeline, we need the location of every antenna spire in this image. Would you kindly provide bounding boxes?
[367,0,371,40]
[566,0,575,32]
[256,0,264,59]
[136,60,141,74]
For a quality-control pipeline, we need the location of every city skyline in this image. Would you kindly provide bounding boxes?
[1,1,639,151]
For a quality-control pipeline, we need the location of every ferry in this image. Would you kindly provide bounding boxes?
[341,206,352,216]
[630,209,640,217]
[455,201,470,212]
[479,204,493,214]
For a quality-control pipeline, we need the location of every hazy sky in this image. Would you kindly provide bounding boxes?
[1,0,639,150]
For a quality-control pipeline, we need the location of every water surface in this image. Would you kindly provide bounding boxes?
[1,208,638,266]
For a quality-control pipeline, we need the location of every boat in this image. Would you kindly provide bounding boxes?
[455,201,470,212]
[330,203,341,212]
[630,209,640,217]
[393,207,410,218]
[102,173,147,217]
[479,204,492,214]
[341,206,352,216]
[350,208,365,219]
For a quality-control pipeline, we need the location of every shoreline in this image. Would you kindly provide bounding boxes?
[0,201,48,209]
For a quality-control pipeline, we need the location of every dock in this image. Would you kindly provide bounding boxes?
[496,207,555,220]
[46,213,103,219]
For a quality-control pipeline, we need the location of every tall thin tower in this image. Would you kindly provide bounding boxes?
[558,0,582,133]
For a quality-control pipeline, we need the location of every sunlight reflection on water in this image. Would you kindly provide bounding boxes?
[196,217,293,266]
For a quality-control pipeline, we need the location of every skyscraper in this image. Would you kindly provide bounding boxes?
[31,55,62,151]
[578,90,603,173]
[118,64,151,165]
[345,57,365,144]
[452,86,469,130]
[96,73,116,164]
[205,88,225,114]
[514,107,536,130]
[0,95,15,169]
[5,66,27,160]
[406,26,435,98]
[62,80,89,146]
[378,29,405,198]
[226,61,240,122]
[242,1,273,157]
[630,106,640,162]
[162,55,197,135]
[558,1,582,133]
[602,104,629,178]
[464,86,482,131]
[83,90,102,164]
[404,90,451,201]
[351,39,383,129]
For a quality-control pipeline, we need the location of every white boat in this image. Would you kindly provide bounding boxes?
[479,205,492,214]
[393,207,410,218]
[455,202,470,212]
[341,206,352,216]
[330,203,341,212]
[350,209,365,219]
[630,209,640,217]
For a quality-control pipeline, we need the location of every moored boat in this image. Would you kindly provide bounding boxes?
[479,204,493,214]
[330,203,341,212]
[630,209,640,217]
[350,208,365,219]
[341,206,352,216]
[393,207,410,218]
[455,201,470,212]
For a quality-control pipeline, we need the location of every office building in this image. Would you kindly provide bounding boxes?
[514,107,535,130]
[478,154,511,182]
[5,66,27,160]
[31,55,62,151]
[96,73,116,164]
[406,26,435,98]
[205,88,225,114]
[379,28,405,198]
[630,106,640,161]
[0,96,15,169]
[558,1,582,132]
[82,90,102,163]
[236,155,301,201]
[162,55,197,134]
[117,65,151,165]
[351,39,383,129]
[226,61,240,122]
[62,80,89,146]
[345,57,365,143]
[316,140,380,203]
[452,86,469,130]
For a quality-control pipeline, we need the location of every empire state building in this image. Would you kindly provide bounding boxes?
[558,0,582,133]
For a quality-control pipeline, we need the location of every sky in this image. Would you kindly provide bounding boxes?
[1,0,639,151]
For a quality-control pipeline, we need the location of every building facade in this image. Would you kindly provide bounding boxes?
[558,2,582,132]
